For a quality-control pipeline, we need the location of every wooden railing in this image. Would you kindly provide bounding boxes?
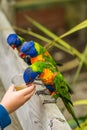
[0,7,72,130]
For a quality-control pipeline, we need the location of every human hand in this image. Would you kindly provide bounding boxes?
[0,84,35,114]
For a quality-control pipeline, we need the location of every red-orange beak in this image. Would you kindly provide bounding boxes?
[26,82,32,87]
[11,44,16,49]
[19,52,26,59]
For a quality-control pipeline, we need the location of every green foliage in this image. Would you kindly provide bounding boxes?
[60,20,87,38]
[74,120,87,130]
[26,16,87,65]
[73,44,87,85]
[74,100,87,106]
[68,116,87,129]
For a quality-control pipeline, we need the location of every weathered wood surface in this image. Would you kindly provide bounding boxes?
[0,10,71,130]
[1,0,15,25]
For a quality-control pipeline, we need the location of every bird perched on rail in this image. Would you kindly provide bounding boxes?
[20,40,73,92]
[7,33,31,64]
[20,40,61,70]
[23,61,80,127]
[7,33,25,50]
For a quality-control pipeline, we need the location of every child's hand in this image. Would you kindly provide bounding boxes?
[0,84,35,114]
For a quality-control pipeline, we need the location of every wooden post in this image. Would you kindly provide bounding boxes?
[0,10,71,130]
[1,0,16,25]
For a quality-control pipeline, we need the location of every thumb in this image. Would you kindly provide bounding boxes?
[8,84,15,92]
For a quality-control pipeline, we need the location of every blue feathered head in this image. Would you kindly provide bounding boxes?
[20,41,38,58]
[23,67,39,84]
[7,34,22,48]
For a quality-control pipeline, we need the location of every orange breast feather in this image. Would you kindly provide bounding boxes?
[30,55,45,64]
[39,68,57,85]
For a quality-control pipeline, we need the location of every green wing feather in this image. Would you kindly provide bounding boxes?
[64,101,80,127]
[53,73,80,127]
[35,42,59,69]
[35,42,46,54]
[18,35,25,44]
[30,60,80,127]
[31,61,56,73]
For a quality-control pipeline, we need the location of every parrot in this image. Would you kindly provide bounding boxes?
[7,33,31,65]
[7,33,25,50]
[20,40,61,69]
[23,61,80,127]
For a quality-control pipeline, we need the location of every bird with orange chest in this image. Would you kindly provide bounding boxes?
[39,68,57,85]
[30,54,45,64]
[20,40,59,70]
[23,61,80,128]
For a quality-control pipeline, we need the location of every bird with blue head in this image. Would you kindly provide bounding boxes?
[20,40,58,69]
[7,33,31,65]
[7,33,25,50]
[23,61,80,127]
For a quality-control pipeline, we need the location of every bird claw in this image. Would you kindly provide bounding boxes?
[35,89,50,95]
[43,99,56,104]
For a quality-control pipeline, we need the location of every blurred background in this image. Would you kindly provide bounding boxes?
[0,0,87,129]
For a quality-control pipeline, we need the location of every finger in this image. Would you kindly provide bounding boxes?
[24,89,35,101]
[18,84,35,96]
[7,84,15,92]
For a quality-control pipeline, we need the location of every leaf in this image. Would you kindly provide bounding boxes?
[25,16,78,51]
[60,20,87,38]
[15,0,71,10]
[72,44,87,85]
[13,26,72,54]
[73,100,87,106]
[25,16,87,66]
[68,116,87,129]
[74,120,87,130]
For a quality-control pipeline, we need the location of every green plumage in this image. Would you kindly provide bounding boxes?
[53,74,80,127]
[31,61,56,73]
[34,42,59,69]
[18,35,25,44]
[30,61,80,127]
[35,42,46,54]
[20,37,80,127]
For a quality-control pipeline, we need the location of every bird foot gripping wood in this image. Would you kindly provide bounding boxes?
[43,99,56,104]
[35,89,50,95]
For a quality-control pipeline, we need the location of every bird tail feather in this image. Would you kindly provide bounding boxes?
[63,99,80,128]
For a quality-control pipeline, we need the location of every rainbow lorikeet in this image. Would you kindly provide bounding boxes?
[23,61,80,127]
[20,41,60,69]
[7,34,31,65]
[7,33,25,50]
